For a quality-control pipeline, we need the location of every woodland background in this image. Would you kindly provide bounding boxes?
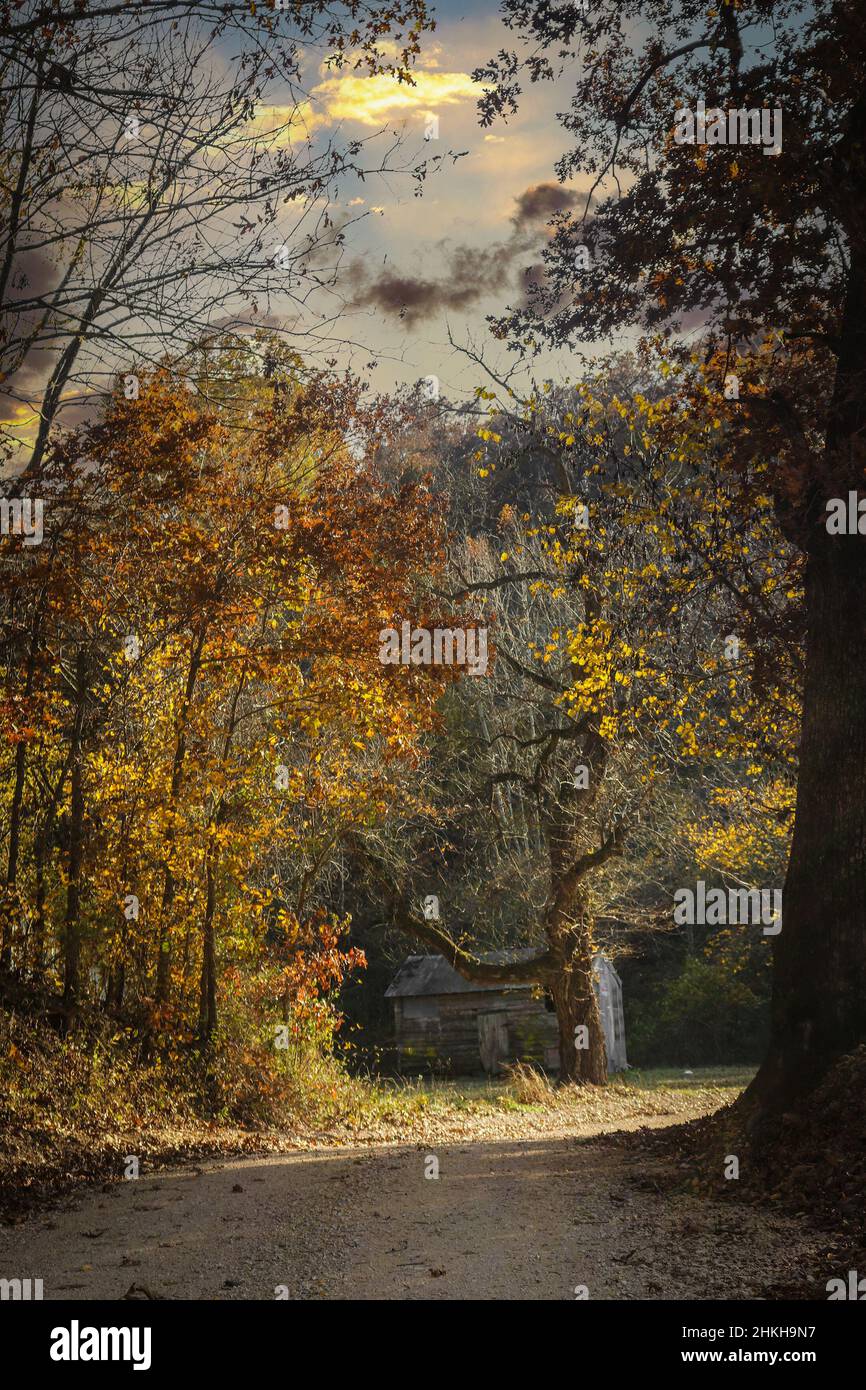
[1,0,863,1224]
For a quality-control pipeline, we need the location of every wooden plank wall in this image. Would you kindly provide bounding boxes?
[392,991,560,1076]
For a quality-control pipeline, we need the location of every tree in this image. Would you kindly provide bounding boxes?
[474,0,866,1108]
[0,0,432,475]
[361,370,794,1082]
[0,340,449,1052]
[0,0,438,1021]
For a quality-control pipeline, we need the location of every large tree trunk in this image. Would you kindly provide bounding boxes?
[748,541,866,1108]
[550,950,607,1084]
[545,879,607,1084]
[749,246,866,1110]
[543,785,610,1084]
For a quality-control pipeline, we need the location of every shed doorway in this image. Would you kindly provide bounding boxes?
[478,1012,508,1074]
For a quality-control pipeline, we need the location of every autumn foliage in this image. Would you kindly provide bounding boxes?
[0,342,447,1060]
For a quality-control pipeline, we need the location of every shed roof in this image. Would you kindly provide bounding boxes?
[384,949,545,999]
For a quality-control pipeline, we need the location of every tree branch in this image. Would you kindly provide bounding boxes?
[389,898,555,984]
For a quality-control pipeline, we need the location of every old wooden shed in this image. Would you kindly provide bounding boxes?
[385,950,627,1076]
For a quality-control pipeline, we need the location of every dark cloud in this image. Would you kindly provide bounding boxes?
[344,242,520,328]
[4,244,63,306]
[344,181,589,327]
[510,181,581,229]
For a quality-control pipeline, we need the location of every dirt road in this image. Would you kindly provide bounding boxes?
[1,1113,822,1300]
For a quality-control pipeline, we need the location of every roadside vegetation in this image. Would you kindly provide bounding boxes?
[0,992,753,1220]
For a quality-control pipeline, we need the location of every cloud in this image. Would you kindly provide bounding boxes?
[310,69,477,130]
[330,37,445,74]
[253,69,476,146]
[343,180,585,327]
[344,243,512,327]
[511,181,581,229]
[252,101,327,143]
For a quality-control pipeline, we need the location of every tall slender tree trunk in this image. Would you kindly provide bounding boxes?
[106,821,132,1012]
[195,652,252,1045]
[31,757,67,983]
[0,738,27,972]
[197,844,219,1043]
[2,596,45,971]
[62,648,88,1018]
[32,823,47,980]
[154,627,206,1006]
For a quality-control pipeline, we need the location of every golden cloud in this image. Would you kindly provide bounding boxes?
[252,101,325,143]
[311,69,477,128]
[253,69,476,147]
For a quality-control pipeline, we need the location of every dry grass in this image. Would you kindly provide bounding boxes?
[0,1005,387,1218]
[503,1061,558,1107]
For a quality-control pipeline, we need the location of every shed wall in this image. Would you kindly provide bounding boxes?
[393,989,558,1075]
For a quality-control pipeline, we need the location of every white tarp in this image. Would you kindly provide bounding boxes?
[592,955,628,1073]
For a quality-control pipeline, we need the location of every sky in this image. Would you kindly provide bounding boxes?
[2,0,620,463]
[273,0,612,402]
[4,0,795,457]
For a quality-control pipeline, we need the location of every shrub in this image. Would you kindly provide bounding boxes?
[626,956,769,1067]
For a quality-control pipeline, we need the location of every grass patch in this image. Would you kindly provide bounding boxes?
[619,1066,757,1092]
